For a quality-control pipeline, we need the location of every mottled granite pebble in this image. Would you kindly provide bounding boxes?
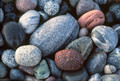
[86,51,107,74]
[102,74,120,81]
[15,45,42,67]
[4,3,15,13]
[2,49,17,68]
[19,10,40,34]
[0,8,4,23]
[30,14,79,57]
[91,25,118,52]
[104,64,116,74]
[0,62,7,78]
[66,36,93,60]
[34,60,50,79]
[88,73,101,81]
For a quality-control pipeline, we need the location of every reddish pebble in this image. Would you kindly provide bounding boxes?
[45,76,56,81]
[114,0,120,2]
[78,10,105,29]
[55,49,84,71]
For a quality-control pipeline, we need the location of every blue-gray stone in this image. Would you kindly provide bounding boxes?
[1,49,18,68]
[88,73,101,81]
[107,47,120,69]
[86,51,107,74]
[94,2,101,10]
[0,62,7,78]
[39,11,49,21]
[112,24,120,38]
[46,58,62,77]
[115,70,120,76]
[0,33,4,46]
[102,74,120,81]
[94,0,107,5]
[30,14,79,57]
[10,69,24,81]
[69,0,79,8]
[91,25,118,52]
[104,64,116,74]
[0,8,4,23]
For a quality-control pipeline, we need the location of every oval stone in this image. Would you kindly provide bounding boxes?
[55,49,84,71]
[91,25,118,52]
[15,45,42,67]
[19,10,40,34]
[30,14,79,57]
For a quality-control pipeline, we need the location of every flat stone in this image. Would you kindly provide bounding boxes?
[15,45,42,67]
[46,58,62,77]
[102,74,120,81]
[0,8,4,23]
[1,49,18,68]
[34,60,50,79]
[91,25,118,52]
[30,14,79,57]
[62,67,89,81]
[88,73,101,81]
[86,51,107,74]
[0,62,7,78]
[66,36,93,60]
[19,10,40,34]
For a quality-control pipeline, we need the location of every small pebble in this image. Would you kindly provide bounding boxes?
[44,1,60,16]
[79,28,88,37]
[88,73,101,81]
[0,33,4,46]
[69,0,79,8]
[55,49,84,71]
[10,69,24,81]
[0,8,4,23]
[4,3,15,13]
[16,0,37,12]
[0,62,7,78]
[102,74,120,81]
[39,11,49,21]
[1,49,18,68]
[94,0,107,5]
[15,45,42,67]
[45,76,56,81]
[104,64,117,74]
[112,24,120,38]
[105,12,114,25]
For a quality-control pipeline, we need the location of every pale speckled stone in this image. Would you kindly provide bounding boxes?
[66,36,93,60]
[30,14,79,57]
[91,25,118,52]
[104,64,116,74]
[44,1,60,16]
[19,10,40,34]
[15,45,42,67]
[1,49,18,68]
[88,73,101,81]
[0,8,4,23]
[102,74,120,81]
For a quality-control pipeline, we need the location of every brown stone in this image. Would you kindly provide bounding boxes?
[55,49,84,71]
[114,0,120,2]
[78,10,105,29]
[45,76,56,81]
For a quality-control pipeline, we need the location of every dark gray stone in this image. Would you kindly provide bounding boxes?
[115,70,120,76]
[39,11,49,21]
[66,36,93,60]
[94,0,107,5]
[102,74,120,81]
[1,49,17,68]
[91,25,118,52]
[86,52,107,74]
[69,0,79,8]
[107,47,120,69]
[104,64,116,74]
[94,2,101,10]
[62,67,89,81]
[10,69,24,81]
[112,24,120,38]
[56,78,63,81]
[46,58,62,77]
[0,33,4,46]
[88,73,101,81]
[0,62,7,78]
[30,14,79,57]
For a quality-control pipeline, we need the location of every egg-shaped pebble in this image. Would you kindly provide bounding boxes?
[0,8,4,23]
[104,64,117,74]
[91,25,118,52]
[44,1,60,16]
[15,45,42,67]
[79,28,88,37]
[2,49,18,68]
[19,10,40,34]
[16,0,37,13]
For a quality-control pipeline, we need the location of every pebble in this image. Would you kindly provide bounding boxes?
[25,75,44,81]
[89,73,101,81]
[69,0,79,8]
[0,8,4,23]
[112,24,120,38]
[4,3,15,13]
[56,78,63,81]
[79,28,88,37]
[0,62,7,78]
[91,25,118,52]
[107,47,120,69]
[0,33,4,46]
[94,2,101,10]
[2,22,26,49]
[78,10,105,29]
[66,36,93,60]
[1,49,17,68]
[105,12,114,25]
[104,64,116,74]
[45,76,56,81]
[102,74,120,81]
[44,1,60,16]
[38,0,50,10]
[39,11,49,21]
[76,0,95,16]
[2,0,13,3]
[16,0,37,12]
[15,45,42,67]
[62,67,89,81]
[55,49,84,71]
[30,14,79,57]
[115,0,120,2]
[115,70,120,76]
[46,58,62,77]
[94,0,107,5]
[18,66,34,75]
[19,10,40,34]
[34,60,50,79]
[86,51,107,74]
[10,69,25,81]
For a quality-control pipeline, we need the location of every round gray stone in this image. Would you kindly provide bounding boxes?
[79,28,88,37]
[0,62,7,78]
[15,45,42,67]
[66,36,93,60]
[88,73,101,81]
[1,49,18,68]
[104,64,116,74]
[30,14,79,57]
[102,74,120,81]
[19,10,40,34]
[0,8,4,23]
[86,51,107,74]
[44,1,60,16]
[91,25,118,52]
